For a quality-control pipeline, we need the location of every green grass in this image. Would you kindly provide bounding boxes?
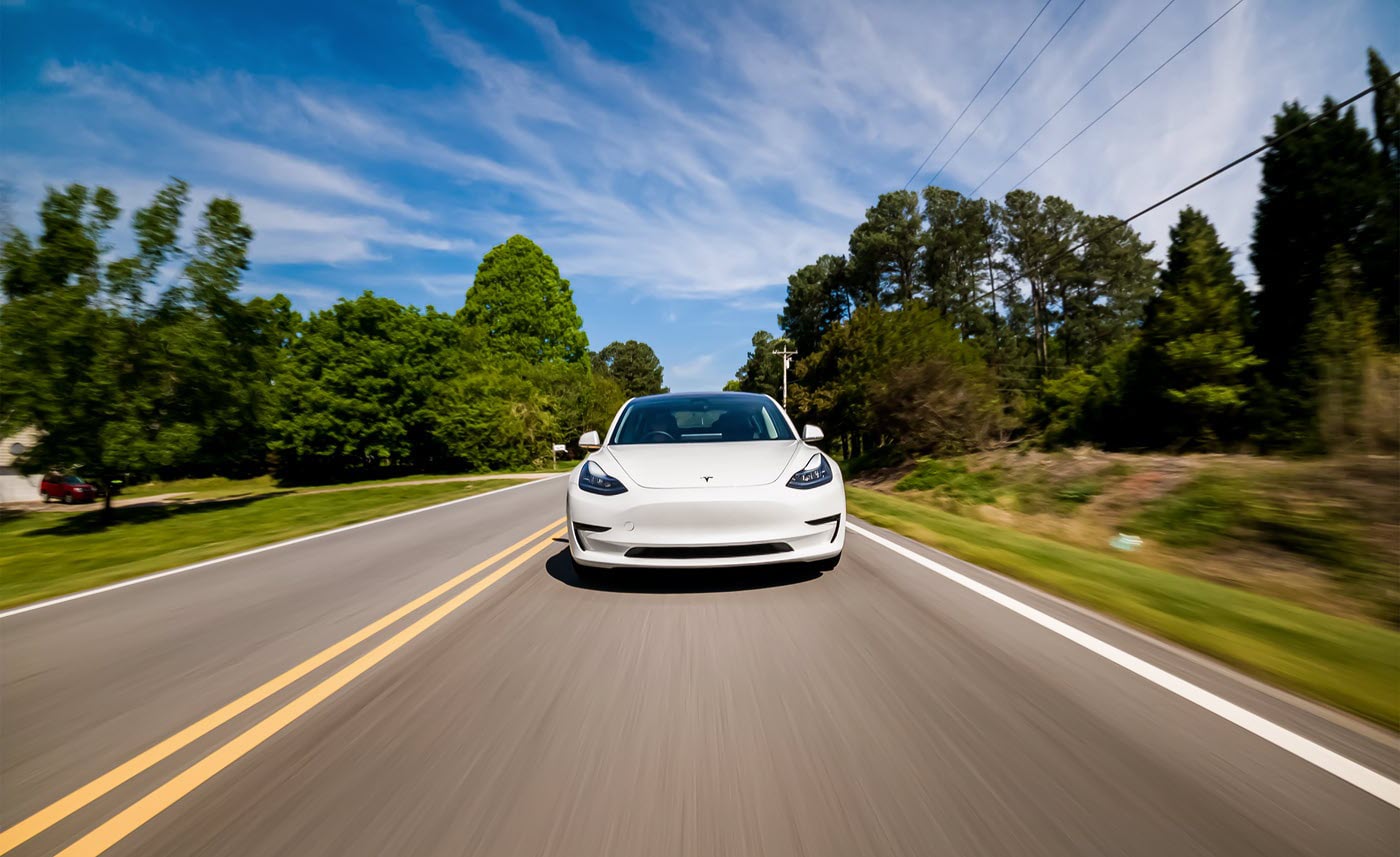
[1130,472,1380,585]
[1054,479,1103,505]
[120,463,573,501]
[894,457,1107,515]
[847,486,1400,728]
[0,479,523,610]
[119,475,280,500]
[895,459,1002,504]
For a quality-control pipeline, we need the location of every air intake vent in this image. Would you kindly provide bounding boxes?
[624,543,793,560]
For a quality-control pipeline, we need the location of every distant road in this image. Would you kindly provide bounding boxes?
[2,477,1396,856]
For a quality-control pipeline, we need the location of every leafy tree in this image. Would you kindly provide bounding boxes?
[271,293,465,478]
[1251,98,1383,379]
[161,196,278,475]
[998,190,1082,372]
[1059,214,1156,367]
[593,340,667,398]
[791,303,1003,458]
[1,181,270,510]
[1305,248,1383,452]
[459,235,588,364]
[1130,208,1260,448]
[922,187,996,342]
[429,368,552,472]
[1363,49,1399,343]
[779,254,849,356]
[526,357,626,446]
[848,190,922,306]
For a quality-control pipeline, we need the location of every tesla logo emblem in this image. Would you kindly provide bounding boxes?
[702,476,713,482]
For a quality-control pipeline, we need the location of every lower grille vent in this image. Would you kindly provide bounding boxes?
[624,543,793,560]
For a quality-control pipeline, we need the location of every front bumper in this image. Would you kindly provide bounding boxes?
[567,481,845,568]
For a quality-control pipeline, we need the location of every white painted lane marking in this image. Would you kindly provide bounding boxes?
[0,477,565,620]
[848,522,1400,809]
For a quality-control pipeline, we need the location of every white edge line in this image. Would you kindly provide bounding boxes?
[847,522,1400,809]
[0,476,565,620]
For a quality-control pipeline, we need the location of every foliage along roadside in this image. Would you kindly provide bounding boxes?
[0,196,664,498]
[735,49,1399,461]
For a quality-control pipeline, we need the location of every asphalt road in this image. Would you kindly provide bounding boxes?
[2,476,1396,856]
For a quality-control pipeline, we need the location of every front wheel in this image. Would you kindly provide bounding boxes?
[810,553,841,572]
[61,494,73,505]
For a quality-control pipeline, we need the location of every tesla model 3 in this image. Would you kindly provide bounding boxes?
[566,391,844,574]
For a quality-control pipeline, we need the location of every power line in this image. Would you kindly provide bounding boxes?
[903,0,1053,190]
[1010,70,1400,287]
[970,0,1178,197]
[925,0,1088,189]
[1008,0,1246,193]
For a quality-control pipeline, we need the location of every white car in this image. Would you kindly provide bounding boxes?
[566,391,845,574]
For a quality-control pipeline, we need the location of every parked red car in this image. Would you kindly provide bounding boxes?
[40,474,98,504]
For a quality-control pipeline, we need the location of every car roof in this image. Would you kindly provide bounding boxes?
[628,391,773,403]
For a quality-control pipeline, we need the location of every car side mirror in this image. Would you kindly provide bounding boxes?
[802,425,825,443]
[579,430,602,450]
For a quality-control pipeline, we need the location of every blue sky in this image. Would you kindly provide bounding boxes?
[3,0,1397,390]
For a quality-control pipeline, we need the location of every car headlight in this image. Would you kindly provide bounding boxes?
[786,453,833,489]
[579,459,628,495]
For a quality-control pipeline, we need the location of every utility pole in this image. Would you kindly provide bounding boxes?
[774,340,798,410]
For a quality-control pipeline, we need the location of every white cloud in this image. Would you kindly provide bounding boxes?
[37,61,425,221]
[11,0,1395,311]
[240,281,343,309]
[666,353,716,383]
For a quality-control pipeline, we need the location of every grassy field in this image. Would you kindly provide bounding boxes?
[119,462,574,501]
[864,450,1399,626]
[847,486,1400,728]
[0,478,523,610]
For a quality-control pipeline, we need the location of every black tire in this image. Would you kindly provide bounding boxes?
[42,492,51,504]
[62,494,73,505]
[810,552,841,572]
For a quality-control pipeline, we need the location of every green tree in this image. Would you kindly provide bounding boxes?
[779,254,849,356]
[1251,98,1383,379]
[428,368,552,472]
[1132,208,1260,448]
[998,190,1082,372]
[161,196,275,475]
[459,235,588,364]
[791,303,1003,458]
[271,293,465,478]
[848,190,922,306]
[1,181,271,510]
[1363,49,1399,342]
[1305,248,1383,452]
[593,340,667,398]
[526,357,626,447]
[922,187,996,342]
[731,330,785,400]
[1060,214,1157,367]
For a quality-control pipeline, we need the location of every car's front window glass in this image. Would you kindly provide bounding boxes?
[611,396,795,444]
[63,476,85,484]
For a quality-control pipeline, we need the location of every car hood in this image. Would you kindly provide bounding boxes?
[602,441,806,489]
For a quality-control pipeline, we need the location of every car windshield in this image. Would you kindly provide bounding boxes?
[610,395,795,444]
[62,476,87,485]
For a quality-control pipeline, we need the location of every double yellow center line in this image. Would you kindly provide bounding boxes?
[1,518,565,857]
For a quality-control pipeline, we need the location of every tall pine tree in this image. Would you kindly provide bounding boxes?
[1132,208,1260,449]
[1251,98,1382,381]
